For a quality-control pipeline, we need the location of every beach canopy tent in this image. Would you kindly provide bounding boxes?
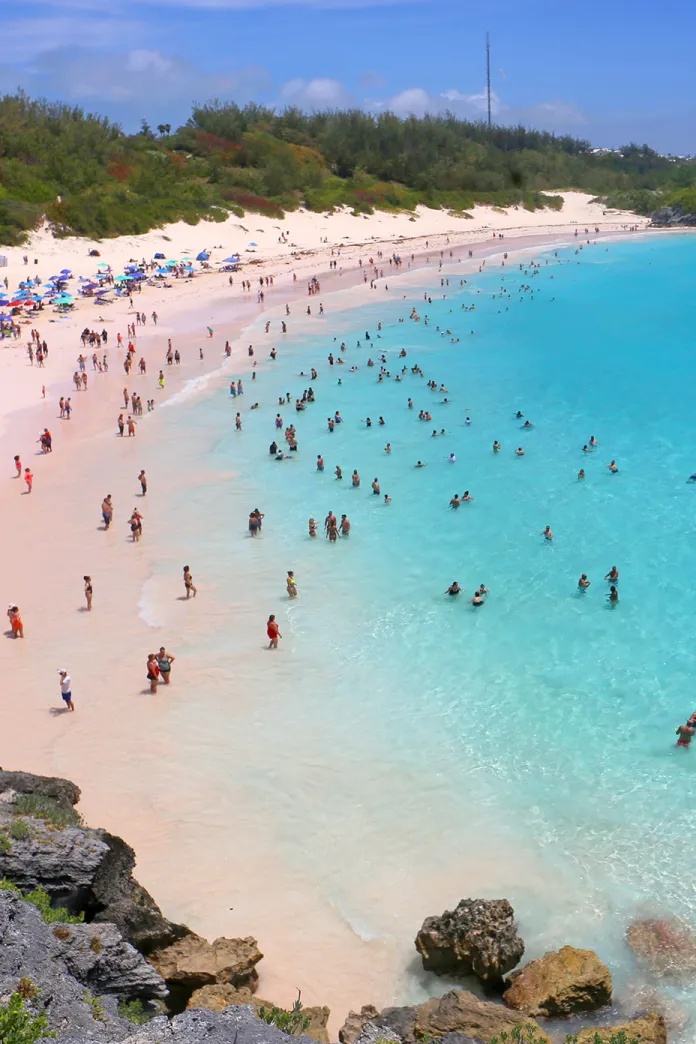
[153,252,165,259]
[196,251,209,261]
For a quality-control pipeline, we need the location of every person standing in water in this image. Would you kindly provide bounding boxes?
[286,571,298,598]
[183,565,197,598]
[676,721,694,748]
[267,614,281,649]
[607,585,619,604]
[541,525,553,541]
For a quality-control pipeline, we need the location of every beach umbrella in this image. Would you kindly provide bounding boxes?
[113,274,131,282]
[164,259,177,266]
[54,294,74,304]
[196,251,209,261]
[60,269,72,275]
[248,242,257,247]
[222,256,240,263]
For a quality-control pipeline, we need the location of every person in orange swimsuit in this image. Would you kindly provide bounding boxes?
[7,605,23,638]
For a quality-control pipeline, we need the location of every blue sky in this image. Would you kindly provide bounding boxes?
[3,0,694,153]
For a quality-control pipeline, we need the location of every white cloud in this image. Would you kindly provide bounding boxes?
[2,16,141,59]
[278,77,353,109]
[384,88,431,117]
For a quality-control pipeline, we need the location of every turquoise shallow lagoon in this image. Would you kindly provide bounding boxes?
[144,235,696,1028]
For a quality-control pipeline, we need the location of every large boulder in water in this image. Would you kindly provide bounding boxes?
[503,945,612,1016]
[575,1012,667,1044]
[415,898,524,984]
[626,916,696,981]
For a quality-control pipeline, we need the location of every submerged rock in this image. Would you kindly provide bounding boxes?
[415,899,524,984]
[626,916,696,982]
[149,933,263,991]
[575,1011,667,1044]
[503,945,612,1016]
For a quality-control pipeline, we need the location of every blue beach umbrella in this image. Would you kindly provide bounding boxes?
[222,256,240,263]
[196,251,209,261]
[248,242,257,247]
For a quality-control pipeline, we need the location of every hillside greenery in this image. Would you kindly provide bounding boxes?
[0,92,694,244]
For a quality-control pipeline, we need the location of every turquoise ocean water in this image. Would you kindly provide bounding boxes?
[145,235,696,1026]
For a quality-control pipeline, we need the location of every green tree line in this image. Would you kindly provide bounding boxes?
[0,92,693,244]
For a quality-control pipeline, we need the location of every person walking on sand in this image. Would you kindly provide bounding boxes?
[58,669,74,711]
[102,494,113,529]
[13,455,21,478]
[24,468,33,494]
[183,565,197,598]
[267,614,281,649]
[83,576,93,611]
[146,654,160,693]
[138,470,147,496]
[7,604,23,638]
[157,646,175,685]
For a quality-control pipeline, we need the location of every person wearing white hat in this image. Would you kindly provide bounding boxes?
[57,669,74,712]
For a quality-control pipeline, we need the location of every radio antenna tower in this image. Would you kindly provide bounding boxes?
[486,32,492,129]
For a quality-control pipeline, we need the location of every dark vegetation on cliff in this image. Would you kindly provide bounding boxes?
[1,92,696,245]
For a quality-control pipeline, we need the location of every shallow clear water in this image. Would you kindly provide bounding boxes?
[144,236,696,1027]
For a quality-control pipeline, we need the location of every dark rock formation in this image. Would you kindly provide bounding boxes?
[340,990,549,1044]
[87,830,189,953]
[51,921,168,999]
[415,899,524,984]
[0,768,81,809]
[148,933,263,991]
[650,204,696,226]
[339,1004,380,1044]
[575,1012,667,1044]
[186,987,330,1044]
[0,768,186,952]
[0,890,133,1040]
[626,916,696,982]
[503,945,612,1016]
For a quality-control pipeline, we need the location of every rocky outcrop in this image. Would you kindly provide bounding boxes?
[414,990,550,1043]
[0,889,134,1040]
[51,921,168,999]
[340,990,549,1044]
[339,1004,380,1044]
[149,933,262,991]
[627,916,696,982]
[650,204,696,227]
[575,1012,667,1044]
[91,1006,316,1044]
[187,986,329,1044]
[503,946,612,1017]
[0,768,186,953]
[415,899,524,984]
[87,830,189,953]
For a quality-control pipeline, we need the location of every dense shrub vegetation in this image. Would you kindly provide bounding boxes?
[0,92,694,243]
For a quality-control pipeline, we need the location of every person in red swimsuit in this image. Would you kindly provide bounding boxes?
[267,615,281,650]
[675,721,694,748]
